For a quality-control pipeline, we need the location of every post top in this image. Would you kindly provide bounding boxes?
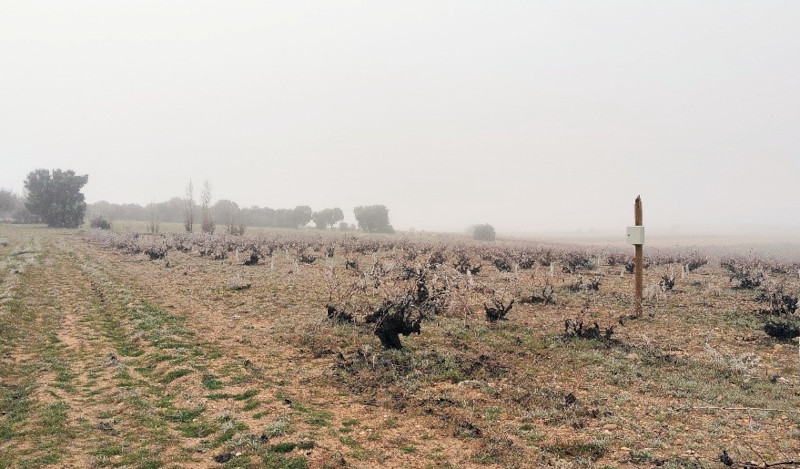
[634,195,643,225]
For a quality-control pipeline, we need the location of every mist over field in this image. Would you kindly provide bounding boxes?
[4,4,800,466]
[2,1,799,236]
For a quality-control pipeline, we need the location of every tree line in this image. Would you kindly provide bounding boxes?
[2,170,499,239]
[94,199,395,233]
[0,170,397,234]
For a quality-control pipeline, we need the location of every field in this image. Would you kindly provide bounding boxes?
[1,225,799,469]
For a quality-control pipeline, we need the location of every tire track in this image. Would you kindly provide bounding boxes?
[0,238,79,468]
[2,235,191,468]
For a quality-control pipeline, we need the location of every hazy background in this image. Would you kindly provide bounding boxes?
[1,1,798,234]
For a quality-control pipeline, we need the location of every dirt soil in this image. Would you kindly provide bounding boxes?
[1,225,799,469]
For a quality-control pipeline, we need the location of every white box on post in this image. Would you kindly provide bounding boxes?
[627,226,645,245]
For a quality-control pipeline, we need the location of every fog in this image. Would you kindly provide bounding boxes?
[2,1,798,234]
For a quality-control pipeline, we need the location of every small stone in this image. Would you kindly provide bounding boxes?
[602,423,618,431]
[774,344,783,350]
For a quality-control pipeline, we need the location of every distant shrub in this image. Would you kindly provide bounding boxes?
[471,224,496,241]
[492,257,513,272]
[12,205,40,224]
[427,250,446,269]
[89,215,111,230]
[201,218,215,234]
[484,298,513,322]
[722,259,764,289]
[147,211,161,234]
[0,189,39,223]
[243,252,259,266]
[756,286,798,315]
[144,243,167,260]
[606,252,628,267]
[564,318,614,341]
[562,251,595,273]
[686,255,708,272]
[365,296,422,349]
[568,277,600,292]
[517,253,536,270]
[358,270,446,349]
[325,304,354,323]
[764,317,800,341]
[537,249,555,267]
[453,252,482,275]
[227,223,245,236]
[520,283,555,305]
[624,257,651,274]
[659,275,676,292]
[298,251,317,264]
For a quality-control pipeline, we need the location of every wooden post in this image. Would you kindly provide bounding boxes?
[634,196,643,316]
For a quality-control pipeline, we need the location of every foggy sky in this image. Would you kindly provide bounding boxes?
[2,1,799,234]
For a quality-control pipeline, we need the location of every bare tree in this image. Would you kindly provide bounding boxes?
[184,180,195,233]
[200,179,214,234]
[148,205,161,234]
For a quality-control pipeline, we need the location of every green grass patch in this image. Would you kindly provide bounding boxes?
[242,399,260,411]
[0,383,33,437]
[91,444,124,458]
[178,420,216,438]
[235,389,259,400]
[39,401,71,436]
[161,368,193,383]
[0,421,14,442]
[166,407,205,423]
[297,407,332,427]
[297,441,315,450]
[214,416,248,445]
[207,389,259,401]
[202,374,224,390]
[268,442,297,453]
